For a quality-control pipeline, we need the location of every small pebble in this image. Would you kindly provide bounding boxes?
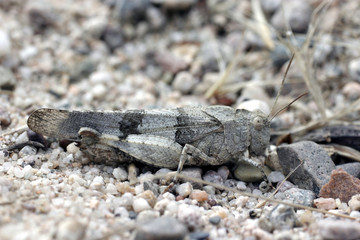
[348,194,360,211]
[133,198,152,213]
[172,71,197,94]
[0,109,11,127]
[203,185,216,195]
[190,190,208,202]
[89,176,104,190]
[217,166,230,181]
[209,216,221,225]
[19,146,37,156]
[0,66,16,91]
[313,198,336,210]
[113,167,128,181]
[176,182,193,197]
[267,171,285,184]
[56,218,86,240]
[137,190,157,208]
[203,170,223,185]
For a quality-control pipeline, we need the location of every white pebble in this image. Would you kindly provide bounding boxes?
[15,132,28,145]
[0,29,11,57]
[19,46,38,61]
[106,183,118,195]
[90,71,113,84]
[23,165,33,179]
[237,100,270,115]
[113,167,128,181]
[66,143,79,154]
[14,167,24,178]
[133,198,152,213]
[90,176,104,190]
[69,174,87,186]
[2,162,12,172]
[91,83,107,99]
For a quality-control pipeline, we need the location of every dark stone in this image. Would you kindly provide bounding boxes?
[100,26,124,52]
[277,141,335,195]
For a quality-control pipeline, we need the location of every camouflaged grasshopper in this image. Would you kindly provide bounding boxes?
[27,106,270,175]
[27,55,300,179]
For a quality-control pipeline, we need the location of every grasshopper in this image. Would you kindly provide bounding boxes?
[27,106,270,176]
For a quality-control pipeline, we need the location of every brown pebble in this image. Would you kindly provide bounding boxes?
[319,168,360,202]
[190,190,208,202]
[0,109,11,127]
[138,190,157,208]
[116,182,135,194]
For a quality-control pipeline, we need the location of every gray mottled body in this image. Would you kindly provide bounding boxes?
[27,106,270,169]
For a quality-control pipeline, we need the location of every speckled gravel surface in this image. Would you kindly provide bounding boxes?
[1,1,360,239]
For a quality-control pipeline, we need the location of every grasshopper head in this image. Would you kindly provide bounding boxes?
[249,110,270,156]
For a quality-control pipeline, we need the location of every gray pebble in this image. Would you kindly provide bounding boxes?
[277,187,315,207]
[271,0,313,33]
[116,0,150,23]
[267,171,285,184]
[101,26,124,52]
[134,216,187,240]
[143,181,160,196]
[176,182,193,197]
[203,185,216,195]
[258,204,301,233]
[203,170,223,185]
[181,167,203,188]
[172,71,197,94]
[189,231,209,240]
[209,216,221,225]
[336,162,360,178]
[146,7,165,30]
[217,166,230,181]
[276,180,296,192]
[277,141,335,195]
[0,66,16,91]
[19,146,37,156]
[69,60,96,83]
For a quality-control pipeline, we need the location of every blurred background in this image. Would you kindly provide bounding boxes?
[1,0,360,133]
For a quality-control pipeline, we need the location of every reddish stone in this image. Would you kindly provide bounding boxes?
[319,168,360,202]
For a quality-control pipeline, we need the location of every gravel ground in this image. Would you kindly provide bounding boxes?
[1,0,360,239]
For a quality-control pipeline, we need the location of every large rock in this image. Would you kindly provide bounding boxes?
[276,141,335,194]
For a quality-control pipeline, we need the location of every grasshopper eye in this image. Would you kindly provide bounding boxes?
[253,116,264,131]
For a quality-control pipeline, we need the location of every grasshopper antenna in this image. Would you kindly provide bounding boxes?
[268,53,295,119]
[269,92,308,122]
